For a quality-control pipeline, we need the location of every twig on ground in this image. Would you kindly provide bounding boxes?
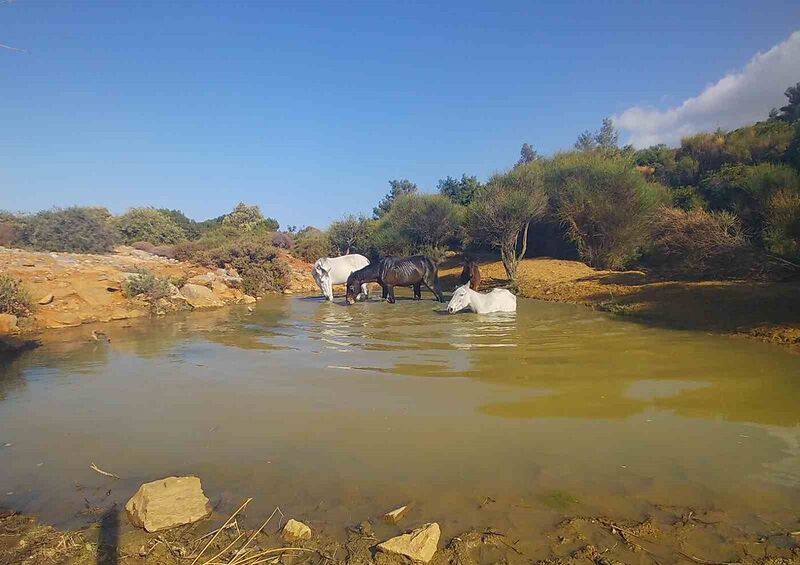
[678,553,741,565]
[227,506,283,565]
[89,463,121,479]
[190,498,253,565]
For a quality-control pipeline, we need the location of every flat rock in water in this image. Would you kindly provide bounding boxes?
[125,476,211,532]
[383,504,410,525]
[281,518,312,541]
[377,523,440,563]
[180,284,225,308]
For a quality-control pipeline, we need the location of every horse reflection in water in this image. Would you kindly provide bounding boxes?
[345,255,444,304]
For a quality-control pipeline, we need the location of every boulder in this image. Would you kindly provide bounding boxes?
[38,293,54,305]
[376,523,440,563]
[383,504,410,525]
[281,518,312,541]
[125,476,211,533]
[241,294,256,304]
[180,284,225,309]
[0,314,19,335]
[186,273,216,288]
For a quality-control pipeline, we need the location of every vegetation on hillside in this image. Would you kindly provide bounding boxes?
[0,274,32,317]
[2,81,799,284]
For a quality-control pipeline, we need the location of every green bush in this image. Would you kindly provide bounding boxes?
[546,151,669,269]
[292,229,332,262]
[0,274,33,317]
[645,207,754,278]
[200,234,290,294]
[123,270,173,302]
[764,189,800,262]
[271,232,294,249]
[24,207,116,253]
[221,203,279,232]
[113,208,186,245]
[157,209,202,240]
[328,215,374,255]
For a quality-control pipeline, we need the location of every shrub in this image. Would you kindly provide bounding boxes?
[764,189,800,262]
[123,270,173,302]
[25,207,116,253]
[221,203,278,232]
[151,245,177,259]
[271,232,294,249]
[0,274,33,317]
[467,163,548,281]
[328,215,374,255]
[201,235,291,294]
[646,207,754,278]
[546,151,669,269]
[292,229,332,262]
[0,223,17,247]
[157,209,202,240]
[132,241,156,253]
[113,208,186,245]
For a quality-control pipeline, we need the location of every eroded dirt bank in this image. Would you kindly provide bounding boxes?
[0,246,317,341]
[440,257,800,350]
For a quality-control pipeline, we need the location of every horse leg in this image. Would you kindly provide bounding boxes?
[381,283,388,299]
[361,283,369,298]
[413,283,421,300]
[386,285,396,304]
[424,271,445,302]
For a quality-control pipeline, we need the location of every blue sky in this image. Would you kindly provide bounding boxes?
[2,1,799,228]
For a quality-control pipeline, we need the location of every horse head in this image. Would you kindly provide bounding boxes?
[447,283,471,313]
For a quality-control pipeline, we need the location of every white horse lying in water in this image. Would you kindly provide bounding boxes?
[446,284,517,314]
[312,254,370,301]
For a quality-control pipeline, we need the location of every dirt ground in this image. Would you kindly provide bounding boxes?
[2,501,799,565]
[439,257,800,351]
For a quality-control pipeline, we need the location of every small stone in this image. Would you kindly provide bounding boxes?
[281,518,312,541]
[377,523,440,563]
[125,476,211,532]
[38,293,54,305]
[383,504,410,525]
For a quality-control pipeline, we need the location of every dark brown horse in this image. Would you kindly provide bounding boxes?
[459,258,481,290]
[346,255,444,304]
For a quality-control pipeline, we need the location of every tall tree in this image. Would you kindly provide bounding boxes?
[437,174,483,206]
[517,143,540,165]
[594,117,619,149]
[574,130,596,151]
[373,179,418,218]
[328,215,372,254]
[778,82,800,123]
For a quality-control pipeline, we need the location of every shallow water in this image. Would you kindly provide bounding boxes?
[2,293,800,542]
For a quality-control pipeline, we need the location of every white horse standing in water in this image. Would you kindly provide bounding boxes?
[446,283,517,314]
[313,254,370,301]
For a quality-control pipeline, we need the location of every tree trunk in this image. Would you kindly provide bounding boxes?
[516,220,530,265]
[500,240,517,282]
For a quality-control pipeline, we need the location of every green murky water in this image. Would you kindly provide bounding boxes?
[1,293,799,539]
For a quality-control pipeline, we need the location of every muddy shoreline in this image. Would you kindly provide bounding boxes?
[2,496,799,564]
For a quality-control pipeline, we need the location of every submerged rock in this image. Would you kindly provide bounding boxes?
[125,476,211,533]
[377,522,440,563]
[281,518,312,541]
[383,504,410,525]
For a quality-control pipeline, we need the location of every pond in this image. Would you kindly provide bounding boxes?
[1,293,800,544]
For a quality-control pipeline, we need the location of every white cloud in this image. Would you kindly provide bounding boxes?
[614,30,800,148]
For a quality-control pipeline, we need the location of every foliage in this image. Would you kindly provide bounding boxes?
[24,207,116,253]
[373,179,418,219]
[123,270,173,303]
[700,162,800,241]
[517,143,540,166]
[376,193,462,262]
[113,207,186,245]
[764,189,800,261]
[328,215,373,255]
[157,209,202,239]
[0,274,32,317]
[775,81,800,123]
[646,207,753,278]
[271,232,294,249]
[222,202,279,232]
[292,228,332,262]
[546,151,669,269]
[467,162,548,281]
[437,174,483,206]
[575,117,619,152]
[200,234,291,294]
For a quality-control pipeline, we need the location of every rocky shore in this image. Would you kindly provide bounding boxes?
[0,246,318,341]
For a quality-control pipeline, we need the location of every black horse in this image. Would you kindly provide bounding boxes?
[346,255,444,304]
